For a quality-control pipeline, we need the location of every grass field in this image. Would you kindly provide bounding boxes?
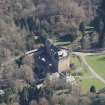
[70,55,105,93]
[54,41,71,46]
[86,55,105,79]
[81,78,105,93]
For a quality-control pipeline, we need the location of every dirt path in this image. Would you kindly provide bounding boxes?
[0,49,38,67]
[73,52,105,84]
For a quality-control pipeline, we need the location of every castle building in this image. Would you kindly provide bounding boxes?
[34,39,70,78]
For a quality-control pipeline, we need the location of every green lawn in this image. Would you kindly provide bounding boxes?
[70,55,105,93]
[70,55,81,67]
[81,78,105,93]
[54,41,71,46]
[86,55,105,79]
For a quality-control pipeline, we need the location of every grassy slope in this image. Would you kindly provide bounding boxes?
[81,78,104,93]
[70,55,105,93]
[86,55,105,79]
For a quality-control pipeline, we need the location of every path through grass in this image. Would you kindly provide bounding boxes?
[71,55,105,93]
[86,55,105,79]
